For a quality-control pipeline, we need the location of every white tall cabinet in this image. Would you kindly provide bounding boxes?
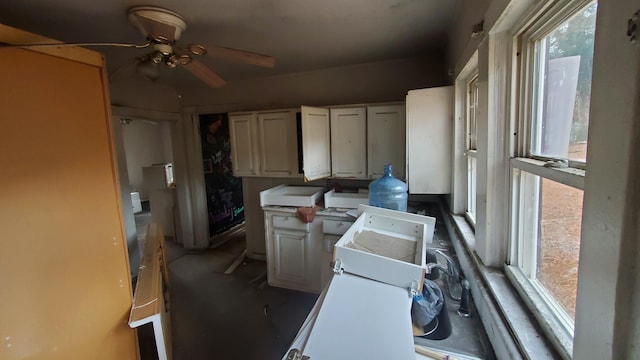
[405,86,453,194]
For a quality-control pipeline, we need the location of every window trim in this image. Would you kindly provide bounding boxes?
[451,50,479,226]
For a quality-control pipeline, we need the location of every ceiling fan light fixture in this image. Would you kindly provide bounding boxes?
[150,51,164,64]
[137,59,160,81]
[178,55,193,65]
[187,44,207,56]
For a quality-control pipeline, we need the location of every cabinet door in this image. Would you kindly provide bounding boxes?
[367,105,406,179]
[301,106,331,181]
[258,111,297,177]
[229,113,259,176]
[272,228,310,285]
[330,107,367,178]
[406,87,453,193]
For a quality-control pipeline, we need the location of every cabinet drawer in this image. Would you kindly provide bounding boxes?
[322,219,354,235]
[272,215,309,231]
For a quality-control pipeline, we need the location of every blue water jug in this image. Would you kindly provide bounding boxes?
[368,164,408,212]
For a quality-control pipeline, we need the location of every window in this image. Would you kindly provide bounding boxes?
[509,0,597,353]
[466,75,479,225]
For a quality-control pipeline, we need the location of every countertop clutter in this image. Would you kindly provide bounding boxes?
[259,185,494,359]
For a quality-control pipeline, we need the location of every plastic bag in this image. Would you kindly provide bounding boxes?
[411,279,444,327]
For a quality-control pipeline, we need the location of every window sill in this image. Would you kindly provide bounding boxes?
[511,157,585,190]
[441,205,561,360]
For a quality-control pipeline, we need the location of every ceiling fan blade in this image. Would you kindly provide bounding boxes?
[133,13,179,42]
[0,40,150,49]
[183,59,227,88]
[206,45,275,68]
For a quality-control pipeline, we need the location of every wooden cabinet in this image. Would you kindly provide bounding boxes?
[229,113,260,176]
[319,217,355,289]
[406,87,453,193]
[258,111,298,177]
[229,103,406,181]
[264,210,323,293]
[272,228,310,285]
[367,105,406,179]
[330,107,367,178]
[0,24,137,359]
[329,104,405,180]
[229,110,298,178]
[301,106,331,181]
[263,207,357,293]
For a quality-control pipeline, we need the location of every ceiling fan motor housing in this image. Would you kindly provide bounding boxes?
[128,6,186,43]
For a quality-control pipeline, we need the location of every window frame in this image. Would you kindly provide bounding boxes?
[465,74,479,226]
[508,0,596,356]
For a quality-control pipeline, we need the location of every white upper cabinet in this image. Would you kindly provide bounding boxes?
[229,112,260,176]
[367,105,406,179]
[229,110,300,178]
[229,103,408,181]
[330,107,366,178]
[301,106,331,181]
[258,111,297,177]
[406,86,453,194]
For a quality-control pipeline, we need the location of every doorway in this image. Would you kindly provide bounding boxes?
[199,113,245,246]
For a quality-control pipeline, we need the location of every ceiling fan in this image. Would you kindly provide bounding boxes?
[3,6,275,88]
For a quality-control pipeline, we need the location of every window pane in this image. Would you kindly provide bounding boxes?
[466,155,477,222]
[538,177,583,320]
[467,76,478,150]
[532,2,597,162]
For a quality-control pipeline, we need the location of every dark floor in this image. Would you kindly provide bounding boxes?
[138,200,476,360]
[158,236,318,360]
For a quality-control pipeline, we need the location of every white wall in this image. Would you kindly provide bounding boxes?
[573,0,640,358]
[122,120,173,199]
[181,55,448,110]
[447,0,491,76]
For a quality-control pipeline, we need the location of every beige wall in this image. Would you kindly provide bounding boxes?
[0,27,137,360]
[110,54,449,113]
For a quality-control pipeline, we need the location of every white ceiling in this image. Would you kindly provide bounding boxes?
[0,0,458,89]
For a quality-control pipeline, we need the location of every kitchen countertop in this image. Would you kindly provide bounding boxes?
[261,204,356,218]
[408,201,495,359]
[265,200,495,359]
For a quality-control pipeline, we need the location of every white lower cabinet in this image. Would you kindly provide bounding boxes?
[264,209,355,293]
[265,210,323,293]
[272,228,309,284]
[320,218,354,289]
